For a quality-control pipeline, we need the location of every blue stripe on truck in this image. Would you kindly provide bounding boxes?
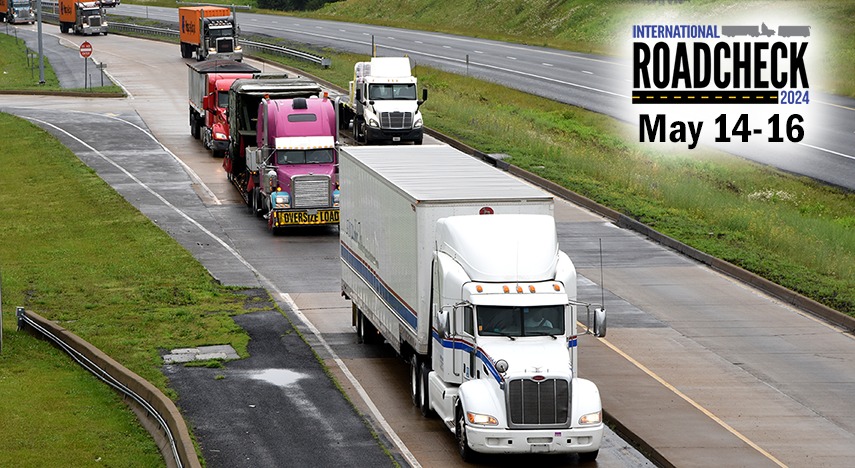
[341,242,418,330]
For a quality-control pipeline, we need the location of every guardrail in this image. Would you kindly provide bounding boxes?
[32,8,330,68]
[106,22,331,68]
[16,307,201,468]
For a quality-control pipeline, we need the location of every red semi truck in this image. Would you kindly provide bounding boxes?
[187,60,259,157]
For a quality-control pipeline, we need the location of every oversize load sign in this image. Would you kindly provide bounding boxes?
[630,21,812,149]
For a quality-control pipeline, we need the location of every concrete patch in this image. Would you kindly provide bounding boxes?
[163,345,240,364]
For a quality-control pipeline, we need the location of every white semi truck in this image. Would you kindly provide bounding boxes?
[339,145,606,461]
[340,57,427,145]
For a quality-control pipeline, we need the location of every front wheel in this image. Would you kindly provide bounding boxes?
[456,407,476,462]
[419,360,433,417]
[578,450,599,463]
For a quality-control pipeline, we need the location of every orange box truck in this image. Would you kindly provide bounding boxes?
[178,6,242,62]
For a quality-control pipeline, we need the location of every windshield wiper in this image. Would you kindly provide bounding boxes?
[527,331,559,339]
[485,331,516,341]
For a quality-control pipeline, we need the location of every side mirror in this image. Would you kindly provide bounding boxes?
[592,308,607,337]
[355,88,362,102]
[422,88,428,101]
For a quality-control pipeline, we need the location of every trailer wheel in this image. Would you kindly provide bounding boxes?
[356,310,378,344]
[456,406,476,462]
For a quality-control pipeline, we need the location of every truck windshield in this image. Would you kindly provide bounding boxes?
[81,10,100,17]
[217,92,229,109]
[275,148,334,165]
[368,84,417,101]
[477,305,565,337]
[208,27,234,38]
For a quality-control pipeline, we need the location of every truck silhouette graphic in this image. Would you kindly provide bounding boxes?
[777,25,811,37]
[721,23,775,37]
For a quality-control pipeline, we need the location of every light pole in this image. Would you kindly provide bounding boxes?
[36,0,45,84]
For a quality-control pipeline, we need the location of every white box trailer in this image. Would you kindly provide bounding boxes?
[340,144,605,461]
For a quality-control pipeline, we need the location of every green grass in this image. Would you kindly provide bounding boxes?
[0,112,255,464]
[0,31,123,95]
[0,32,61,89]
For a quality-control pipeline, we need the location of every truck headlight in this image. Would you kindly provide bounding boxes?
[214,131,228,140]
[467,412,498,426]
[332,188,340,207]
[413,117,423,128]
[579,410,602,425]
[368,118,379,128]
[273,192,290,208]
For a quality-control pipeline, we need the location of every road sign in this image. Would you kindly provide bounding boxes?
[79,41,93,58]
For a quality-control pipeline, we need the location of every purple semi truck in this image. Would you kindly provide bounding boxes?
[247,95,340,233]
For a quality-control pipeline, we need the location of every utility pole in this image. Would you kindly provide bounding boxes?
[36,0,45,84]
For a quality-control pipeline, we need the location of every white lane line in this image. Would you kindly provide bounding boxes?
[798,142,855,161]
[578,322,787,468]
[25,115,420,467]
[474,50,483,54]
[542,63,553,67]
[415,40,423,44]
[582,70,594,75]
[506,56,517,60]
[443,45,452,49]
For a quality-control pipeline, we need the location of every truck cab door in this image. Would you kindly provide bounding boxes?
[453,305,476,381]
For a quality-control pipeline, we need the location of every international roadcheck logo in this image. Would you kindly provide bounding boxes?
[631,22,811,149]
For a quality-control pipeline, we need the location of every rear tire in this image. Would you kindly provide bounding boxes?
[410,355,421,408]
[190,113,201,139]
[356,310,378,344]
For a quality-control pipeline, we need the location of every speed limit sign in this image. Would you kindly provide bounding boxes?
[79,41,93,58]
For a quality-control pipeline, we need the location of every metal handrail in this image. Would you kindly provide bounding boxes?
[16,307,189,467]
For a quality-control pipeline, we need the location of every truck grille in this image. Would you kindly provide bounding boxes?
[216,39,235,53]
[292,175,330,208]
[379,112,413,130]
[507,378,570,428]
[90,17,101,27]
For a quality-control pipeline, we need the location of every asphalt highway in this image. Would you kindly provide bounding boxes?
[3,21,855,468]
[111,5,855,192]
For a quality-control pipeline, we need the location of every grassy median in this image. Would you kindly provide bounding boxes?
[0,31,122,94]
[0,113,252,465]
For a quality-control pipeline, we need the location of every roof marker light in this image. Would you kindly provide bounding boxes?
[503,285,509,294]
[553,283,561,291]
[516,285,523,293]
[529,285,536,293]
[476,285,483,293]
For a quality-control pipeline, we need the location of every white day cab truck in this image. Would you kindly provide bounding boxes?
[339,145,606,461]
[340,56,427,145]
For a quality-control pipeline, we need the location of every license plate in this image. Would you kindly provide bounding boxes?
[274,209,339,226]
[392,136,401,142]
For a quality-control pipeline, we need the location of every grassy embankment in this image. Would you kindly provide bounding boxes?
[118,0,855,314]
[0,108,255,464]
[0,29,123,94]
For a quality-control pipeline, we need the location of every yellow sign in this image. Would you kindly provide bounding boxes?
[275,209,340,226]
